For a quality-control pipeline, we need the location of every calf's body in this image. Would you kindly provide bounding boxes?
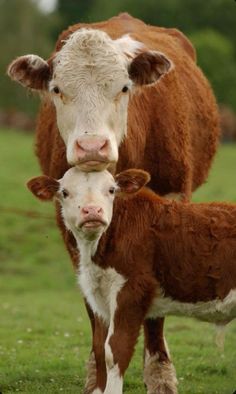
[28,169,236,393]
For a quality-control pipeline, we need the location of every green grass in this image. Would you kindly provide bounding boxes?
[0,129,236,393]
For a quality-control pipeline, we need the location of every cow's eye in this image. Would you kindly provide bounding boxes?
[53,86,60,94]
[109,187,116,195]
[62,189,69,198]
[122,86,129,93]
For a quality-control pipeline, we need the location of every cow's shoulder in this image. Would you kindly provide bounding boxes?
[161,27,196,61]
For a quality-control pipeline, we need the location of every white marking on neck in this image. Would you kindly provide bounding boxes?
[75,237,126,325]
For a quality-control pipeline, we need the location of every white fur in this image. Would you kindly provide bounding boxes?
[49,29,143,165]
[147,288,236,323]
[77,240,126,324]
[144,350,178,394]
[104,364,123,394]
[59,168,117,238]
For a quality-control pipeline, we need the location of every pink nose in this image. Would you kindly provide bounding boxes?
[81,206,103,217]
[75,138,109,158]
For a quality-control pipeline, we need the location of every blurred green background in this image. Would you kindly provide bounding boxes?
[1,0,236,139]
[1,1,236,393]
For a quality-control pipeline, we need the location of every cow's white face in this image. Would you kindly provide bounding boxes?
[49,30,138,169]
[8,29,172,170]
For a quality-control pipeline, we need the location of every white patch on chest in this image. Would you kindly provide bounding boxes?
[147,288,236,323]
[77,241,126,324]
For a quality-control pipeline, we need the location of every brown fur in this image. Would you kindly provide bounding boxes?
[8,56,51,90]
[15,13,220,393]
[35,13,219,196]
[97,189,236,302]
[91,188,236,383]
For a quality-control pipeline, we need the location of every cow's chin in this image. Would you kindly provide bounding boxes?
[78,160,110,172]
[79,220,107,241]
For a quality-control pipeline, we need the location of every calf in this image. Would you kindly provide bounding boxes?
[27,168,236,393]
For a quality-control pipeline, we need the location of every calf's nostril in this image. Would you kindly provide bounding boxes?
[81,206,103,216]
[99,140,108,153]
[76,140,86,152]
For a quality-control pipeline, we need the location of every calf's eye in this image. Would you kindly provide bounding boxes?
[122,86,129,93]
[109,187,116,195]
[62,189,69,198]
[53,86,60,94]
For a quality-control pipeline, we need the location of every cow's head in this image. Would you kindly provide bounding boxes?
[27,168,150,242]
[8,29,172,171]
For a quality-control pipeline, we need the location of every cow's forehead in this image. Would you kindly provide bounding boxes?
[60,167,116,193]
[53,29,129,82]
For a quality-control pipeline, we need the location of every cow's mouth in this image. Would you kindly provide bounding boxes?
[78,159,110,171]
[80,219,107,230]
[75,155,111,171]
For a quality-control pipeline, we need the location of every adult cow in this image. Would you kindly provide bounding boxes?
[8,13,220,394]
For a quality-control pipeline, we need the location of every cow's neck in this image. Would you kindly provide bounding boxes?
[74,234,101,267]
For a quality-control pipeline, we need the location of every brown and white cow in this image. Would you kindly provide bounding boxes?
[28,168,236,394]
[8,13,220,393]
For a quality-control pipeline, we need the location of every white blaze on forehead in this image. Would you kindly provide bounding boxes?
[60,167,116,194]
[51,29,143,93]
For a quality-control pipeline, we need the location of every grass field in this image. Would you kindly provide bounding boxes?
[0,129,236,394]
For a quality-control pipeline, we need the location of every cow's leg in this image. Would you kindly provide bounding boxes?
[143,318,178,394]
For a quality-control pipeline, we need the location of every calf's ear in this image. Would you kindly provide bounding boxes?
[115,169,150,194]
[129,51,172,85]
[27,176,59,201]
[7,55,51,90]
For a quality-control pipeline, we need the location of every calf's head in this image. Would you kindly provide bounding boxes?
[27,168,150,242]
[8,29,172,170]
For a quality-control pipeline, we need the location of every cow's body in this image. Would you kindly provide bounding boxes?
[9,13,220,394]
[28,168,236,394]
[36,13,219,196]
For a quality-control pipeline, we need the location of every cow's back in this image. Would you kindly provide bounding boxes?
[36,13,220,194]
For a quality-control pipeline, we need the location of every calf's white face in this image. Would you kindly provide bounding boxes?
[27,168,150,241]
[59,168,117,240]
[8,29,172,171]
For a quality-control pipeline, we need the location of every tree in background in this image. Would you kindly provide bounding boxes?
[190,30,236,111]
[78,0,236,111]
[1,0,58,116]
[2,0,236,117]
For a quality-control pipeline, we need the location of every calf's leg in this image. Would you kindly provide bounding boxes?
[143,318,177,394]
[104,285,151,394]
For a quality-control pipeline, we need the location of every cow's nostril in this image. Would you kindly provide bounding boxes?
[76,140,86,152]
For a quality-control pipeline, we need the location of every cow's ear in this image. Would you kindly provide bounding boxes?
[129,51,172,85]
[27,176,59,201]
[115,169,150,194]
[7,55,51,90]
